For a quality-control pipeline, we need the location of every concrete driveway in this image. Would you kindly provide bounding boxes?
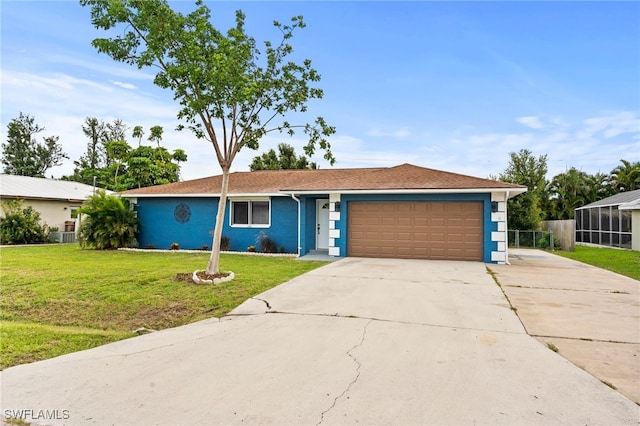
[1,258,638,425]
[489,249,640,404]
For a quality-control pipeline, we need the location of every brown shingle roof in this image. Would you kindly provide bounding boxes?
[120,163,525,196]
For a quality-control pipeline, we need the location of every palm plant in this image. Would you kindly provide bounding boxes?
[611,160,640,192]
[547,168,589,219]
[78,190,138,249]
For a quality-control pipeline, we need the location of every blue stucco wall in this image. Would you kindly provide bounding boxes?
[133,192,498,261]
[135,197,218,250]
[336,193,496,263]
[134,196,299,253]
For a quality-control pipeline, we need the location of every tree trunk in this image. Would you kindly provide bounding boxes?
[206,168,230,274]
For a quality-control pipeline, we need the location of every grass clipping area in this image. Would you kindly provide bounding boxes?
[0,245,328,369]
[555,245,640,281]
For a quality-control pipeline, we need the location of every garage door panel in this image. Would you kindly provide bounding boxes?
[348,201,483,261]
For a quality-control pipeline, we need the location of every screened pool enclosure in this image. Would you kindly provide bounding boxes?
[575,189,639,250]
[575,205,632,249]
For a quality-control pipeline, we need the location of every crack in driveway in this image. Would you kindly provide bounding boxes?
[251,297,272,309]
[317,319,372,426]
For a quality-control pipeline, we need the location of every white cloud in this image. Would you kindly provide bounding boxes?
[516,116,544,129]
[111,80,137,90]
[577,111,640,140]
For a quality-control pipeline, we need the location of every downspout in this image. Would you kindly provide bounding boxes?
[290,194,301,257]
[505,190,511,265]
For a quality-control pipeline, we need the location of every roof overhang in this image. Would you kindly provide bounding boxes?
[619,201,640,211]
[280,187,528,199]
[120,192,289,198]
[0,195,87,203]
[121,187,527,199]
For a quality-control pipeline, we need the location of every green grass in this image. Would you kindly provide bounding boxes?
[0,244,328,369]
[555,245,640,280]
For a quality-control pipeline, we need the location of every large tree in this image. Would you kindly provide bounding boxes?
[82,0,335,274]
[250,143,317,171]
[499,149,548,230]
[64,120,187,191]
[2,113,68,177]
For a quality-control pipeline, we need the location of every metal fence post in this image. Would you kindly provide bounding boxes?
[550,231,554,251]
[515,230,519,248]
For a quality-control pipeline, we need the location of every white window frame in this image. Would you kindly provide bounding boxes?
[229,197,271,228]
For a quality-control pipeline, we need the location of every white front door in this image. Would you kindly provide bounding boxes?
[316,199,330,250]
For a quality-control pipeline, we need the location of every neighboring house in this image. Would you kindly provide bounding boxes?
[121,164,526,264]
[0,174,103,233]
[575,189,640,251]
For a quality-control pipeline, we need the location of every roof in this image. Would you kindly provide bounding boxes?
[120,163,526,197]
[0,174,105,202]
[577,189,640,210]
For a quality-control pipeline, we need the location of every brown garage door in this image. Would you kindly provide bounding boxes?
[348,201,483,261]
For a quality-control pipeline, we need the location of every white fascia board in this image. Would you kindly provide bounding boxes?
[619,203,640,211]
[120,192,286,198]
[280,187,527,197]
[577,202,640,210]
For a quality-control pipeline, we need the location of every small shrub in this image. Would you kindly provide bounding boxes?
[170,242,179,250]
[538,233,561,250]
[256,230,277,253]
[247,245,256,252]
[0,200,48,245]
[78,190,138,250]
[201,244,209,251]
[220,235,230,251]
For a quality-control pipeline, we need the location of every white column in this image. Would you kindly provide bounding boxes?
[328,193,341,256]
[490,192,508,264]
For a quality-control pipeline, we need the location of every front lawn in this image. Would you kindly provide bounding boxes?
[0,245,328,369]
[555,245,640,280]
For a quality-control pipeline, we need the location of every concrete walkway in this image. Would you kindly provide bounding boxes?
[489,248,640,404]
[1,258,638,425]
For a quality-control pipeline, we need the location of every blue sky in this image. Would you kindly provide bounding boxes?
[1,1,639,182]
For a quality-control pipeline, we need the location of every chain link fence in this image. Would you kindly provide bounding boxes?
[508,230,557,250]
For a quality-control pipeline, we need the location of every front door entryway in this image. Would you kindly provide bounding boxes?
[316,199,330,250]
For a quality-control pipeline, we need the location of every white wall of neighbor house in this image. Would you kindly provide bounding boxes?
[633,211,640,251]
[0,199,81,231]
[490,192,508,264]
[328,193,341,256]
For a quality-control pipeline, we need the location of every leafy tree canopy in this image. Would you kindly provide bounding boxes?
[2,113,69,177]
[81,0,336,273]
[498,149,548,230]
[250,143,317,171]
[63,119,187,191]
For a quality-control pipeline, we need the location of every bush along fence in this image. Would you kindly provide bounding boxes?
[508,230,560,250]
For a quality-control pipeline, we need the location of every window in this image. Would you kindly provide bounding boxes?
[230,199,270,227]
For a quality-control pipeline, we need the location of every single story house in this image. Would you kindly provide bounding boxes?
[0,174,104,233]
[120,163,526,264]
[575,188,640,251]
